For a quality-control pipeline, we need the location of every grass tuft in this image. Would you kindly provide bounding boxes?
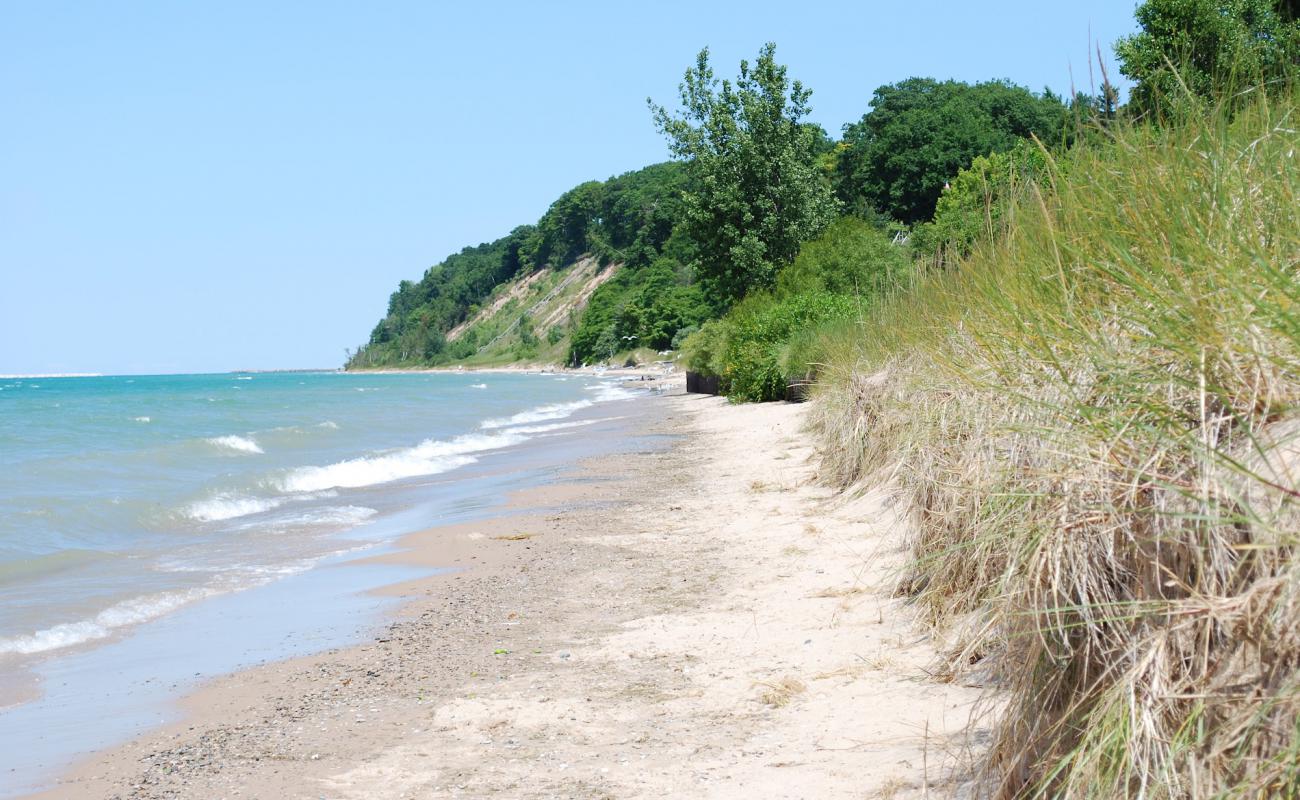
[756,675,808,708]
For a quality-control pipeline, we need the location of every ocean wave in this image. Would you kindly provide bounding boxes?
[469,382,487,389]
[0,587,220,656]
[205,434,263,454]
[133,416,151,423]
[185,494,284,522]
[270,505,378,528]
[480,400,593,429]
[274,430,526,493]
[586,383,641,402]
[504,418,607,435]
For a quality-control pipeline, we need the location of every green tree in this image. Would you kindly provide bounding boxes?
[835,78,1066,225]
[524,181,604,268]
[650,43,839,309]
[1116,0,1299,117]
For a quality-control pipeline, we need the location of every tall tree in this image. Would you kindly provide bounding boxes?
[835,78,1066,225]
[650,44,839,309]
[1116,0,1299,117]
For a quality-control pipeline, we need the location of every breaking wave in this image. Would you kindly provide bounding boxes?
[185,494,284,522]
[275,431,527,493]
[480,400,593,429]
[205,434,264,455]
[0,587,221,656]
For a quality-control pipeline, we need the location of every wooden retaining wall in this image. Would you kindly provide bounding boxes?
[685,371,720,395]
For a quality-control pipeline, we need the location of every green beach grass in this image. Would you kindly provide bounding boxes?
[808,87,1300,797]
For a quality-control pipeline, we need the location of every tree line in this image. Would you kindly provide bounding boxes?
[347,0,1298,375]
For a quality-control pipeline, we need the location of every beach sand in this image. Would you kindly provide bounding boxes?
[33,390,982,799]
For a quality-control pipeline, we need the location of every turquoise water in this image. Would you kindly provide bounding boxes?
[0,371,638,667]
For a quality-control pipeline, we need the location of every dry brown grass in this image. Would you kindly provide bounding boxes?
[809,93,1300,798]
[871,776,912,800]
[809,585,867,598]
[755,675,808,708]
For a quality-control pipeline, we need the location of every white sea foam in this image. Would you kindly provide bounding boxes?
[0,587,220,656]
[318,420,339,429]
[205,434,264,454]
[480,400,593,429]
[186,494,284,522]
[470,382,488,389]
[274,505,378,528]
[133,416,151,423]
[275,430,526,493]
[586,383,641,402]
[505,418,606,435]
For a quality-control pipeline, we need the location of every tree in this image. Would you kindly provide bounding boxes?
[1115,0,1299,118]
[650,43,839,309]
[524,181,604,269]
[835,78,1066,225]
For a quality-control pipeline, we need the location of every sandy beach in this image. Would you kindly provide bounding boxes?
[32,388,982,799]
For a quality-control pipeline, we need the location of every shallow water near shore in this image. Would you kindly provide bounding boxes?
[0,370,656,796]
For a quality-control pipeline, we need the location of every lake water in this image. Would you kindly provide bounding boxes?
[0,370,649,795]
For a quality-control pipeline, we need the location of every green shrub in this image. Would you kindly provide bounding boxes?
[776,315,860,384]
[670,324,698,351]
[680,318,731,377]
[775,216,909,297]
[909,139,1052,261]
[716,292,857,402]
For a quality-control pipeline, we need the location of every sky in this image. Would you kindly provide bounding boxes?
[1,1,1141,375]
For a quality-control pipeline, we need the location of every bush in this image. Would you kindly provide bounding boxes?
[775,216,909,297]
[715,292,857,402]
[680,214,907,401]
[680,319,731,377]
[670,325,698,351]
[776,315,860,384]
[908,139,1052,262]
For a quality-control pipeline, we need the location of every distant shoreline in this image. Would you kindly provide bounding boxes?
[0,373,103,379]
[345,362,678,379]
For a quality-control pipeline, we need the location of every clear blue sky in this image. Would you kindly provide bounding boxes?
[1,1,1140,375]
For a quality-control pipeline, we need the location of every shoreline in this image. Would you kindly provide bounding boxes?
[32,391,982,799]
[342,364,680,379]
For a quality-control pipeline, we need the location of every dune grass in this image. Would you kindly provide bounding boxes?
[809,88,1300,798]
